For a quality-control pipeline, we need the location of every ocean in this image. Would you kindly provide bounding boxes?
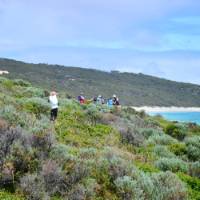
[148,112,200,124]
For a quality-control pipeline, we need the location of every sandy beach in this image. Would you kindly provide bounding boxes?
[132,106,200,113]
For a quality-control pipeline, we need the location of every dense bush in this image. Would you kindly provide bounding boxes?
[165,124,187,140]
[13,79,31,87]
[0,105,50,131]
[185,136,200,161]
[84,104,101,125]
[50,144,74,163]
[151,171,188,200]
[67,184,86,200]
[55,106,116,147]
[178,172,200,200]
[21,87,45,98]
[153,145,176,158]
[41,160,67,196]
[20,174,49,200]
[2,79,14,89]
[0,105,23,126]
[0,190,24,200]
[139,128,162,139]
[82,178,98,199]
[115,176,144,200]
[28,115,53,134]
[0,76,8,83]
[189,161,200,178]
[155,157,188,173]
[168,143,187,156]
[31,130,55,155]
[146,134,177,146]
[114,171,188,200]
[120,127,144,147]
[20,97,50,118]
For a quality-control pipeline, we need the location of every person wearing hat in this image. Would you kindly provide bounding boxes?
[49,91,59,121]
[112,94,120,106]
[97,95,105,104]
[78,92,85,104]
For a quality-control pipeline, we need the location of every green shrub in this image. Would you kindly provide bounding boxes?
[98,155,132,182]
[82,178,98,199]
[139,128,162,139]
[0,190,24,200]
[136,172,155,200]
[13,79,31,87]
[0,76,8,83]
[135,162,159,173]
[187,145,200,161]
[50,144,74,163]
[67,184,87,200]
[120,127,144,147]
[41,160,67,196]
[84,104,101,125]
[155,158,188,173]
[0,105,19,125]
[21,87,45,98]
[8,141,38,178]
[20,174,48,200]
[185,136,200,161]
[189,161,200,178]
[165,124,187,140]
[114,171,188,200]
[0,105,51,132]
[177,172,200,200]
[2,79,14,89]
[114,176,145,200]
[20,97,50,118]
[28,115,52,134]
[144,118,161,128]
[154,145,176,158]
[79,147,97,159]
[55,106,116,147]
[31,131,55,154]
[185,136,200,147]
[146,134,177,146]
[151,171,188,200]
[168,143,187,156]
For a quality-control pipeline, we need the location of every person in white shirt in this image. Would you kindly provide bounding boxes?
[48,91,58,121]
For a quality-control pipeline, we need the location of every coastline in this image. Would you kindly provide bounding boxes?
[132,106,200,113]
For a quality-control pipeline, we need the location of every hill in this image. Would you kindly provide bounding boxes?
[0,76,200,199]
[1,58,200,106]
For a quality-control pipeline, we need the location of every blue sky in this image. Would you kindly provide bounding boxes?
[0,0,200,84]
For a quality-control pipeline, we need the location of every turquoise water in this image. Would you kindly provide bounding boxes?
[148,112,200,124]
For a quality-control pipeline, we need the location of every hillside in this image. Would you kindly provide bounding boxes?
[1,58,200,106]
[0,76,200,199]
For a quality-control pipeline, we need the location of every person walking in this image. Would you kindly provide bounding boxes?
[97,95,105,104]
[107,98,113,108]
[49,91,58,121]
[112,94,120,106]
[78,93,85,104]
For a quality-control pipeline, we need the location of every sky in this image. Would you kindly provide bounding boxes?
[0,0,200,84]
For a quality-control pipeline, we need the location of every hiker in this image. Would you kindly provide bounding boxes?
[112,94,120,106]
[48,91,58,121]
[78,93,85,104]
[93,96,97,104]
[112,94,121,112]
[97,95,105,104]
[107,98,113,108]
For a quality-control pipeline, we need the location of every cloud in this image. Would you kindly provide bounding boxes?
[0,0,200,84]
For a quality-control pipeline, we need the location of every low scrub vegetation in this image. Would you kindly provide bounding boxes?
[0,77,199,199]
